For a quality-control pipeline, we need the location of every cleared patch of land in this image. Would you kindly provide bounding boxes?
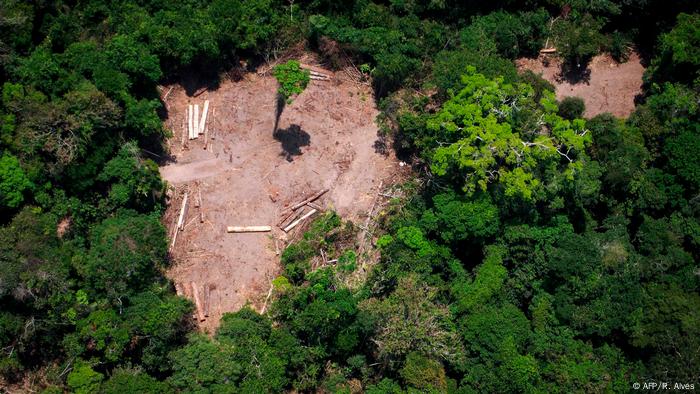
[159,58,402,332]
[517,52,645,118]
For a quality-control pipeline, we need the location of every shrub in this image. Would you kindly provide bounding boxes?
[558,96,586,119]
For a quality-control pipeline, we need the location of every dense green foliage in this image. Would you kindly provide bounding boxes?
[1,0,699,392]
[273,60,310,103]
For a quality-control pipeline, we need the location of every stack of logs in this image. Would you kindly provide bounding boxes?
[187,100,210,140]
[277,188,328,232]
[301,64,331,82]
[175,282,212,322]
[308,70,330,82]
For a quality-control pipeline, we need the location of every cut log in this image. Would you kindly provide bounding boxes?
[203,284,211,317]
[227,226,272,233]
[191,282,206,322]
[177,192,189,231]
[175,282,184,296]
[309,70,329,77]
[278,208,301,228]
[181,112,187,147]
[284,209,318,232]
[188,104,194,139]
[540,47,557,53]
[300,63,333,76]
[169,198,181,252]
[291,189,329,211]
[198,100,209,136]
[306,202,323,211]
[193,104,200,135]
[310,76,330,81]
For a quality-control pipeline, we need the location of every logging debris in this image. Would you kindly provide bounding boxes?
[291,188,329,211]
[284,209,317,232]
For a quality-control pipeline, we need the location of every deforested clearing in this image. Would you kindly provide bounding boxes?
[159,55,403,331]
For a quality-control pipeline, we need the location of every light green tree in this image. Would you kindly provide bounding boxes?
[427,67,591,200]
[0,153,31,209]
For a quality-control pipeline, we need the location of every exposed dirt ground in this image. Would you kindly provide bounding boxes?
[516,52,645,118]
[159,56,402,332]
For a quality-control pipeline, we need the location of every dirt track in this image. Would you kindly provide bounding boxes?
[159,61,401,332]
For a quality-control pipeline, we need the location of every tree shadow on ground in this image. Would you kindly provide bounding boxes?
[273,93,286,134]
[558,62,592,84]
[273,124,310,161]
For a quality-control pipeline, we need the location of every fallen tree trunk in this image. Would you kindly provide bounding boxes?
[203,284,211,317]
[198,100,209,136]
[300,63,333,76]
[177,192,189,231]
[188,104,194,139]
[284,209,317,232]
[278,209,298,228]
[227,226,272,233]
[191,282,206,322]
[291,189,329,211]
[193,104,200,135]
[306,202,323,211]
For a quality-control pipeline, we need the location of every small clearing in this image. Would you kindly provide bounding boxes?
[159,57,403,332]
[517,52,645,118]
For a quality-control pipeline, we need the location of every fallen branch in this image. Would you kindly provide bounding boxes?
[260,282,274,314]
[193,86,207,97]
[162,86,174,101]
[227,226,272,233]
[284,209,317,232]
[291,189,329,211]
